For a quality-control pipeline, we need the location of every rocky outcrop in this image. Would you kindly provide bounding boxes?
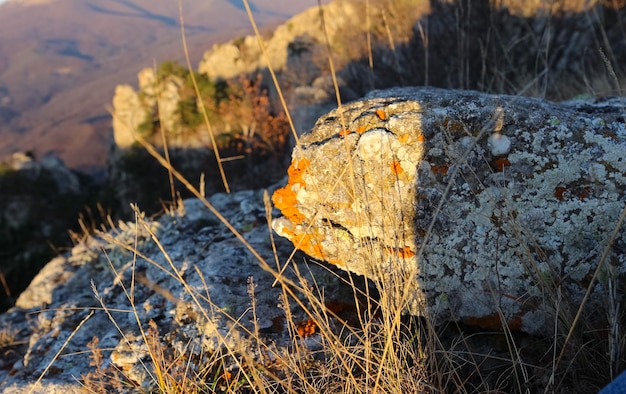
[197,1,361,80]
[0,188,357,391]
[112,84,149,149]
[272,87,626,334]
[112,68,185,149]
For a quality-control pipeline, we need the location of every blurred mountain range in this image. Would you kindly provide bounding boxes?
[0,0,322,173]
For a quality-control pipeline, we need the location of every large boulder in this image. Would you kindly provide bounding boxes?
[272,87,626,334]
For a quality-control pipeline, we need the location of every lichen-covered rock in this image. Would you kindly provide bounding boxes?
[272,87,626,334]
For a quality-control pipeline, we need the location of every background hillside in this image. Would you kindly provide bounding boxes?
[0,0,326,173]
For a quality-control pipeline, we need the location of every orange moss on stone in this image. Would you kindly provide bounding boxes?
[356,125,367,134]
[296,318,317,337]
[417,134,426,142]
[386,246,416,258]
[272,159,310,224]
[277,224,326,260]
[339,129,352,137]
[390,161,404,175]
[375,109,387,120]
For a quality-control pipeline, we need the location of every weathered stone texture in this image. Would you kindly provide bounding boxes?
[272,87,626,334]
[0,188,356,391]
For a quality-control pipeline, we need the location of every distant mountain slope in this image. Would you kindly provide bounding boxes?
[0,0,322,172]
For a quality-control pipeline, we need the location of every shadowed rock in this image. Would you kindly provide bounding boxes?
[272,87,626,334]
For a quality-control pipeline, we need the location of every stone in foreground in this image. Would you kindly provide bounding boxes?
[272,87,626,334]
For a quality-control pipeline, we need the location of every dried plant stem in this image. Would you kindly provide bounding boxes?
[177,0,230,193]
[29,310,94,394]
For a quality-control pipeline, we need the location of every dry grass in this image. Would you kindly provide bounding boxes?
[72,0,626,393]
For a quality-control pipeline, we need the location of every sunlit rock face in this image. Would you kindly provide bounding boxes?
[273,87,626,334]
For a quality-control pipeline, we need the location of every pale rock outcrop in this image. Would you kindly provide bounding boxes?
[197,1,359,80]
[136,68,184,137]
[112,84,148,149]
[112,69,185,149]
[272,87,626,334]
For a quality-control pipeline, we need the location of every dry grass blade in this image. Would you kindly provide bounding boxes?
[177,0,230,193]
[28,310,95,394]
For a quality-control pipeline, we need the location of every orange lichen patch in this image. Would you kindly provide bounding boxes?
[287,158,309,184]
[272,187,305,224]
[356,125,367,134]
[431,164,449,175]
[297,233,324,258]
[297,318,317,337]
[416,134,426,142]
[463,313,523,331]
[375,109,387,120]
[491,157,511,172]
[278,225,326,260]
[339,129,352,137]
[386,246,416,258]
[390,160,404,175]
[272,159,310,224]
[554,186,567,201]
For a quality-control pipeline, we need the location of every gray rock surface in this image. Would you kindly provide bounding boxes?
[0,188,353,391]
[272,87,626,334]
